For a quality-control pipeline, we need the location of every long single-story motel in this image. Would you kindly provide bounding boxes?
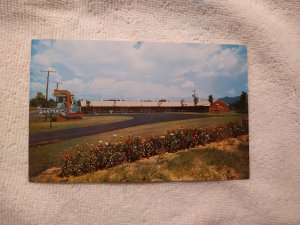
[52,89,230,115]
[80,100,211,114]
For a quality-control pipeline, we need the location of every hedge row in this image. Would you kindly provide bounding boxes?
[61,120,248,177]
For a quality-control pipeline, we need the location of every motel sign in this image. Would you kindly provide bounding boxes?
[40,108,63,129]
[41,108,62,115]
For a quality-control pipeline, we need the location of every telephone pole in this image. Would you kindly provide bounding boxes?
[193,90,196,97]
[53,81,62,89]
[41,70,56,101]
[53,81,62,103]
[41,70,55,121]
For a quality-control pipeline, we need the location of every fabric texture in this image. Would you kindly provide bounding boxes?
[0,1,299,224]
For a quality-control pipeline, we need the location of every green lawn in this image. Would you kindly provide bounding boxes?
[29,115,133,134]
[29,112,248,178]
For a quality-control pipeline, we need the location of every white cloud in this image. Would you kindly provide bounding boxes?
[181,80,195,89]
[58,77,190,100]
[170,77,185,83]
[32,41,246,81]
[227,88,237,96]
[30,40,247,100]
[63,78,86,93]
[192,48,247,78]
[30,82,45,97]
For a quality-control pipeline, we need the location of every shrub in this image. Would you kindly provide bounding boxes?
[61,120,248,177]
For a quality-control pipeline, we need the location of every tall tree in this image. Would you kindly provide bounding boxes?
[86,100,91,107]
[36,92,45,100]
[47,98,56,108]
[240,91,247,109]
[35,92,46,107]
[30,92,55,107]
[192,92,199,106]
[208,95,214,105]
[180,98,185,107]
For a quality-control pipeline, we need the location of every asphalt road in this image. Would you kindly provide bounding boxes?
[29,113,205,147]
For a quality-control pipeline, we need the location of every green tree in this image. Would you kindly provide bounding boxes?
[36,92,45,100]
[240,92,247,108]
[180,98,185,107]
[47,98,56,108]
[29,98,38,107]
[30,92,46,107]
[86,100,91,107]
[239,91,248,113]
[208,95,214,105]
[192,93,199,106]
[30,92,56,108]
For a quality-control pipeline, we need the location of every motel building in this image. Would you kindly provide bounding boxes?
[80,100,211,114]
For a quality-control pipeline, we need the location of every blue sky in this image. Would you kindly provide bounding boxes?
[30,40,248,101]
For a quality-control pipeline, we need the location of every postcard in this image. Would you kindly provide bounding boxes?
[29,40,248,182]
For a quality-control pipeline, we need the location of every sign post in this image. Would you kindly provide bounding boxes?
[50,111,52,128]
[40,108,61,129]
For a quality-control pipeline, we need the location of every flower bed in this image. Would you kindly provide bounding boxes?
[61,120,248,177]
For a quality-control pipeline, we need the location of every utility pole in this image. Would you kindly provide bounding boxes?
[41,70,56,101]
[53,81,62,90]
[41,70,55,121]
[53,81,62,104]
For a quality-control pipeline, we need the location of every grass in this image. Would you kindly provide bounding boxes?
[166,148,249,180]
[33,135,249,182]
[29,112,247,178]
[29,115,133,134]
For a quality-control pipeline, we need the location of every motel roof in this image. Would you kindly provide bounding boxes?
[80,100,210,107]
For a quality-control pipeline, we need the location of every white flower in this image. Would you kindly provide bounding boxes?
[99,141,103,143]
[105,142,109,146]
[113,134,117,137]
[170,133,174,136]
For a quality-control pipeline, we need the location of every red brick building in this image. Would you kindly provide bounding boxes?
[209,100,229,113]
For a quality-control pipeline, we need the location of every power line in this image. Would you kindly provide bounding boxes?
[30,73,45,83]
[31,76,41,83]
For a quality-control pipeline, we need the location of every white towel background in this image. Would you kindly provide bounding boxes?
[1,1,300,224]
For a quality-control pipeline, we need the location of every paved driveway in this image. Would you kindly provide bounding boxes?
[29,113,205,147]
